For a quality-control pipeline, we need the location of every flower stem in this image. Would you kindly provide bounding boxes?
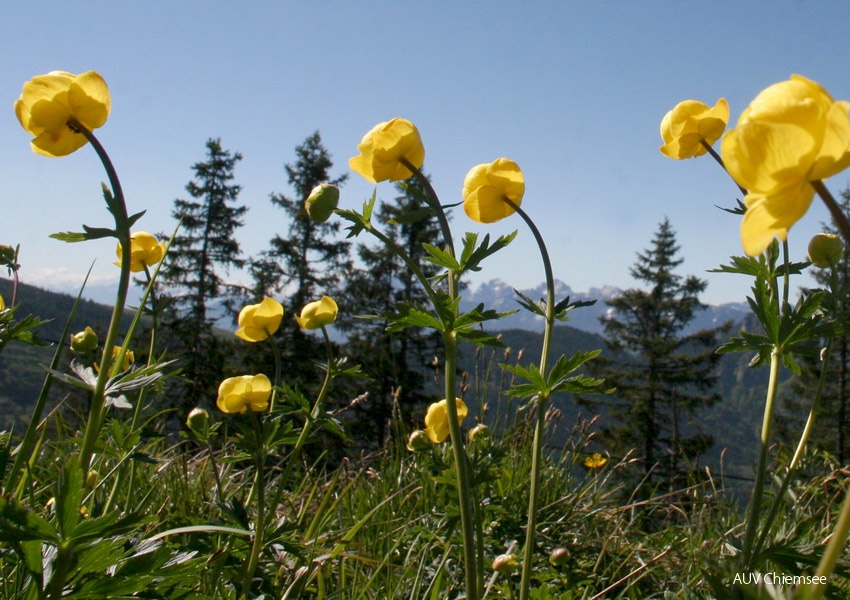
[504,200,556,600]
[68,121,132,472]
[401,159,479,599]
[242,410,267,597]
[740,344,782,569]
[813,180,850,247]
[700,139,747,197]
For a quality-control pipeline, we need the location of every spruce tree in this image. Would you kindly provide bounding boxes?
[343,176,443,446]
[160,138,247,409]
[581,218,724,490]
[246,132,349,390]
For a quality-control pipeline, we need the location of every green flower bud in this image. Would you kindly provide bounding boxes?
[549,547,571,566]
[70,326,98,353]
[186,407,210,436]
[406,430,431,452]
[84,470,99,491]
[808,233,843,268]
[468,423,490,443]
[492,553,520,574]
[305,183,340,223]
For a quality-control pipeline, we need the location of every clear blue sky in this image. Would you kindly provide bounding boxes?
[3,1,850,306]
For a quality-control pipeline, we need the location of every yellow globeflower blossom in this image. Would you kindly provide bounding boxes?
[115,231,166,273]
[216,374,272,414]
[236,297,284,342]
[295,296,338,330]
[424,398,468,444]
[659,98,729,159]
[112,346,134,372]
[70,326,98,353]
[15,71,110,157]
[349,118,425,183]
[721,75,850,256]
[462,158,525,224]
[583,453,608,469]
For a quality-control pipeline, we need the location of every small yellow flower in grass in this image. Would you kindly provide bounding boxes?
[112,346,134,372]
[216,374,272,414]
[808,233,844,268]
[84,470,99,491]
[721,75,850,256]
[583,453,607,469]
[70,326,98,353]
[659,98,729,159]
[236,297,284,342]
[15,71,110,157]
[424,398,468,444]
[0,294,5,312]
[349,118,425,183]
[462,158,525,224]
[115,232,166,273]
[295,296,338,330]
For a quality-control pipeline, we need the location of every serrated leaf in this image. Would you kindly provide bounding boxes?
[387,206,435,225]
[422,243,461,271]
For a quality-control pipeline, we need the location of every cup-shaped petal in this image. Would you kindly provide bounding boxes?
[462,158,525,224]
[15,71,110,157]
[423,398,468,443]
[659,98,729,159]
[721,75,850,256]
[116,231,166,273]
[295,296,338,330]
[216,374,272,414]
[349,118,425,183]
[236,298,284,342]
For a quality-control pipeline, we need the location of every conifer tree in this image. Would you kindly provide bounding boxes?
[160,138,247,409]
[580,218,723,490]
[344,176,443,445]
[246,132,348,389]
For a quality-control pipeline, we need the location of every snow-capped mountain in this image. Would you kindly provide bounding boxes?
[460,279,750,334]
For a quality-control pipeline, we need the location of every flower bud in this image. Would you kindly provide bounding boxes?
[468,423,490,443]
[492,553,520,574]
[808,233,843,268]
[0,245,15,266]
[406,430,431,452]
[305,183,340,223]
[70,326,98,353]
[84,470,99,491]
[549,547,571,566]
[0,294,5,312]
[186,407,210,436]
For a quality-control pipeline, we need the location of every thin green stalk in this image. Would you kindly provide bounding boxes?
[740,345,782,569]
[242,410,267,597]
[813,180,850,247]
[70,120,133,472]
[505,200,556,600]
[800,482,850,600]
[700,139,748,197]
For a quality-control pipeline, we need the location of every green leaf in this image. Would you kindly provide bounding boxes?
[422,243,461,271]
[459,230,517,274]
[49,231,90,243]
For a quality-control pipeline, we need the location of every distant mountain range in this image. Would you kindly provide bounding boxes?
[460,278,751,335]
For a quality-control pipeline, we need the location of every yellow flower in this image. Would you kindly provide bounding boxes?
[349,118,425,183]
[423,398,468,443]
[583,453,607,469]
[15,71,110,157]
[0,294,5,312]
[70,326,98,353]
[115,231,166,273]
[462,158,525,224]
[659,98,729,159]
[112,346,134,372]
[236,298,284,342]
[295,296,338,330]
[216,374,272,414]
[721,75,850,256]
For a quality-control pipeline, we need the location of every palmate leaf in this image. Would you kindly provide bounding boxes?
[0,495,59,543]
[422,243,461,271]
[338,191,377,239]
[459,230,517,274]
[386,302,444,333]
